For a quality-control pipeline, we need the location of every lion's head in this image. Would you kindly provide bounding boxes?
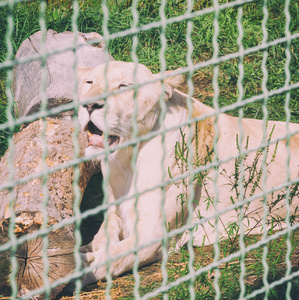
[78,61,183,158]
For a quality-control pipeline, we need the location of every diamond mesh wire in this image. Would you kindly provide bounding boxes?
[0,0,299,299]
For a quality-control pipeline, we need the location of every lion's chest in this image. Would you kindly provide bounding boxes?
[101,155,134,200]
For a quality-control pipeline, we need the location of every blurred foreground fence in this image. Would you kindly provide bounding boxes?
[0,0,299,299]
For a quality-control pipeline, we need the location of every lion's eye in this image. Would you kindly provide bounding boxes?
[86,80,93,84]
[119,84,129,89]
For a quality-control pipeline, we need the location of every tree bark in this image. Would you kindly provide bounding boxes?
[0,30,111,298]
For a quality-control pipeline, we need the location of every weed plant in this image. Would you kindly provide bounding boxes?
[0,0,299,299]
[150,124,299,299]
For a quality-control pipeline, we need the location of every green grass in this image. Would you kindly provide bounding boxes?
[159,231,299,299]
[0,0,299,298]
[0,1,299,125]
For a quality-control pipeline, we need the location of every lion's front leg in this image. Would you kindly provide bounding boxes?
[81,235,162,286]
[80,192,164,287]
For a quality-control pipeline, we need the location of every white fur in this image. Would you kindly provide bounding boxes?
[77,61,299,286]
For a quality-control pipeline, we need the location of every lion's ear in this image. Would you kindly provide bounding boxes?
[155,69,184,99]
[77,68,93,81]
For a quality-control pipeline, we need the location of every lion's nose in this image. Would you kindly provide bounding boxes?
[83,103,104,115]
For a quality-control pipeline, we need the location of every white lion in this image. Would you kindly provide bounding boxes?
[78,61,299,286]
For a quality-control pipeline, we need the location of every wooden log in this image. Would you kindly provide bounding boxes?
[13,29,112,117]
[0,30,112,298]
[0,118,98,298]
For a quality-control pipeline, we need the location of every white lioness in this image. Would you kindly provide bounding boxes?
[78,61,299,286]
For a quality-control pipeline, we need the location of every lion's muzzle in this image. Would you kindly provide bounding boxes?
[86,121,120,148]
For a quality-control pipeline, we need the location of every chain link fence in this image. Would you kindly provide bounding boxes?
[0,0,299,299]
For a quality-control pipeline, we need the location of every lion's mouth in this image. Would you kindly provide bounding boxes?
[85,121,120,148]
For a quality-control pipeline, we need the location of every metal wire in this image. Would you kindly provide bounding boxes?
[38,0,51,297]
[284,0,293,297]
[260,0,270,298]
[70,1,83,298]
[6,0,18,298]
[158,1,170,299]
[131,0,142,298]
[211,0,221,298]
[236,4,247,299]
[185,0,196,298]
